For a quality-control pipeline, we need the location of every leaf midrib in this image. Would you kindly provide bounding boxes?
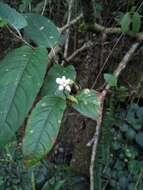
[30,98,65,157]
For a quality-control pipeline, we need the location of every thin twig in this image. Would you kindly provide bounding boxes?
[92,33,123,88]
[63,0,74,59]
[90,41,140,190]
[41,0,48,16]
[28,3,32,12]
[91,19,143,40]
[60,14,83,32]
[7,13,82,50]
[114,42,140,77]
[67,41,93,62]
[90,89,107,190]
[48,45,61,67]
[44,14,84,68]
[7,26,34,49]
[136,1,143,11]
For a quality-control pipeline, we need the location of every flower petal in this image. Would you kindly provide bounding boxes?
[65,85,71,92]
[59,85,64,91]
[62,76,66,81]
[56,78,61,84]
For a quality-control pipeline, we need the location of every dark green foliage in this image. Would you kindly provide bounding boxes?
[0,46,48,147]
[120,11,141,35]
[102,103,143,190]
[94,101,114,190]
[0,143,32,190]
[104,73,117,87]
[93,99,143,190]
[0,2,27,29]
[23,96,66,166]
[24,13,61,48]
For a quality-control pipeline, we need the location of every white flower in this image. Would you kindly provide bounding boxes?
[56,76,71,92]
[65,85,71,92]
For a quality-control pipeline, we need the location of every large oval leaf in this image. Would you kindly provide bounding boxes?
[23,96,66,165]
[41,64,76,97]
[0,2,27,29]
[132,12,141,34]
[72,89,100,120]
[0,46,48,147]
[24,13,61,48]
[120,12,131,33]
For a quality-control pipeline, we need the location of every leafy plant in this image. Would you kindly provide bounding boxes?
[104,73,117,87]
[41,64,76,97]
[120,10,141,35]
[0,2,100,167]
[120,12,131,33]
[1,1,142,190]
[23,96,67,166]
[0,46,48,146]
[72,89,100,120]
[102,103,143,190]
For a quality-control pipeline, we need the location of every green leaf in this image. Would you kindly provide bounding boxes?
[120,124,129,132]
[132,123,142,130]
[42,179,65,190]
[128,160,142,174]
[0,17,6,27]
[124,147,138,159]
[128,183,136,190]
[19,0,33,12]
[127,104,143,127]
[104,73,117,87]
[119,176,129,188]
[125,128,136,140]
[0,2,27,29]
[132,12,141,34]
[112,142,121,150]
[127,104,138,123]
[120,12,131,33]
[22,0,32,4]
[41,64,76,97]
[72,89,100,120]
[23,96,66,165]
[0,46,48,147]
[135,133,143,147]
[24,13,61,48]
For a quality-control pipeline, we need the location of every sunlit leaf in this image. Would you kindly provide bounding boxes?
[0,46,48,147]
[72,89,100,120]
[24,13,61,48]
[23,96,66,166]
[0,2,27,29]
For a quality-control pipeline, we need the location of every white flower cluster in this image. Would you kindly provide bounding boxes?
[56,76,71,92]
